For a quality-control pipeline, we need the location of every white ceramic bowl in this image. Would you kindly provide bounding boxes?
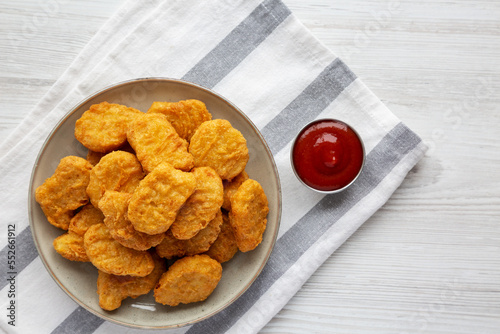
[28,78,282,329]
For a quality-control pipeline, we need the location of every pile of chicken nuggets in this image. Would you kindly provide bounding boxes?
[35,99,270,311]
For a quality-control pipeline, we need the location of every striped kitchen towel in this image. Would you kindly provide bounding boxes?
[0,0,427,333]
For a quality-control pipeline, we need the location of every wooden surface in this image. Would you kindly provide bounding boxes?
[1,0,499,333]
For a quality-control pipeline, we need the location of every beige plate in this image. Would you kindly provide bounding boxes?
[28,78,282,329]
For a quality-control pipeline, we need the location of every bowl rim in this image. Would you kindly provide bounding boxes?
[290,117,365,194]
[28,77,282,329]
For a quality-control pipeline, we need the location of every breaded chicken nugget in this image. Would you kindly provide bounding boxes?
[53,233,88,262]
[147,99,212,141]
[86,141,135,166]
[127,113,194,173]
[156,210,223,259]
[86,150,106,166]
[154,230,185,260]
[99,191,165,251]
[154,254,222,306]
[221,170,249,211]
[53,204,104,262]
[229,179,269,252]
[189,119,249,180]
[84,223,154,277]
[128,163,196,235]
[183,210,223,256]
[86,151,144,207]
[204,211,239,263]
[75,102,142,153]
[35,156,93,230]
[97,253,166,311]
[170,167,223,240]
[68,204,105,236]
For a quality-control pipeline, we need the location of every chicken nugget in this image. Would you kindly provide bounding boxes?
[154,230,185,260]
[53,204,104,262]
[229,179,269,252]
[147,99,212,141]
[221,170,249,211]
[127,113,194,173]
[35,156,93,230]
[170,167,223,240]
[97,253,166,311]
[53,233,88,262]
[154,254,222,306]
[189,119,249,180]
[99,191,165,251]
[84,223,154,277]
[128,163,196,235]
[68,204,105,236]
[205,211,239,263]
[183,210,223,256]
[86,151,144,207]
[75,102,142,153]
[86,141,135,166]
[156,210,223,259]
[86,150,106,166]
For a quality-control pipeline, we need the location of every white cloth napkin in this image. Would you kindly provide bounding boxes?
[0,0,427,333]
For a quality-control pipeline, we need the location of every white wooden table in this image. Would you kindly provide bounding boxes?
[1,1,499,333]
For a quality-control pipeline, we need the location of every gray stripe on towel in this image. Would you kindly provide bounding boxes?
[182,0,291,89]
[186,122,422,334]
[52,307,104,334]
[261,58,356,155]
[0,226,37,291]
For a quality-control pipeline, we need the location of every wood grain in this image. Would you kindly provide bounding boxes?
[1,0,499,333]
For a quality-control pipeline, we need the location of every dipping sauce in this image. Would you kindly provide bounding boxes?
[291,119,364,192]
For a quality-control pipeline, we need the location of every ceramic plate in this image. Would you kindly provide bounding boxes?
[28,78,282,329]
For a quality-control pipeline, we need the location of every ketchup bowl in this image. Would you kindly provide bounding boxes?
[290,118,365,194]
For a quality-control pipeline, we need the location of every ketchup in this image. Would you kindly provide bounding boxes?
[291,119,364,192]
